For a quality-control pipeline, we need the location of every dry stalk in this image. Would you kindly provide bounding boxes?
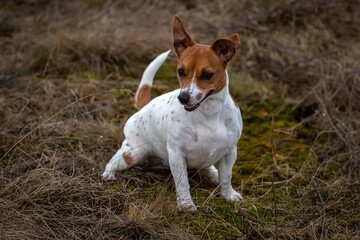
[308,183,360,193]
[312,89,350,150]
[272,173,278,240]
[314,180,326,240]
[237,207,266,240]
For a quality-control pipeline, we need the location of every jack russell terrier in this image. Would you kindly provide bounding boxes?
[102,16,243,211]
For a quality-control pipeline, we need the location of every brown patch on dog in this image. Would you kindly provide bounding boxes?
[135,84,151,110]
[176,44,228,95]
[196,92,202,100]
[122,153,133,165]
[136,133,139,136]
[126,143,130,147]
[230,94,239,108]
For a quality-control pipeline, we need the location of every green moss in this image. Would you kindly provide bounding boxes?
[183,98,310,237]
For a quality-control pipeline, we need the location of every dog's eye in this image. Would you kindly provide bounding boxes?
[200,71,214,80]
[177,68,185,77]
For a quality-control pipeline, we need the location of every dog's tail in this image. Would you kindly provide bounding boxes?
[135,49,171,110]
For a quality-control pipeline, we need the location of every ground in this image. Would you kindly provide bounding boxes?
[0,1,359,239]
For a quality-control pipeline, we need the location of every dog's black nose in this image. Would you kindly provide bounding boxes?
[178,92,190,104]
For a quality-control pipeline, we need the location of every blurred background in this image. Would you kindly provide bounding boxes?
[0,0,359,239]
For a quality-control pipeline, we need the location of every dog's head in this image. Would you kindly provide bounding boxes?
[172,16,240,111]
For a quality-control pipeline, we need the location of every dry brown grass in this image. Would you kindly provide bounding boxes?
[0,76,192,239]
[1,0,359,239]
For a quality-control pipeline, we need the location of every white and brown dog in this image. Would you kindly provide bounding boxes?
[102,16,243,210]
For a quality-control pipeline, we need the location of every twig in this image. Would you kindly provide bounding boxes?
[308,183,360,193]
[326,60,359,103]
[312,88,350,150]
[272,173,278,240]
[314,180,326,240]
[271,117,279,170]
[237,207,266,240]
[289,110,320,136]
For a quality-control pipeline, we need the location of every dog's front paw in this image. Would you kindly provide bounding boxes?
[221,188,243,201]
[177,199,197,211]
[101,170,116,181]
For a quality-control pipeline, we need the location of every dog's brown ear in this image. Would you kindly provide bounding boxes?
[172,16,195,58]
[211,33,240,65]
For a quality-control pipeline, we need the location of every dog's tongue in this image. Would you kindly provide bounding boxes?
[184,103,200,111]
[185,104,195,108]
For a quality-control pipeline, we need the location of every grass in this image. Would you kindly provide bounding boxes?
[1,0,359,239]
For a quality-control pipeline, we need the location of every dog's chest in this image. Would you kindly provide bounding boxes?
[176,114,240,168]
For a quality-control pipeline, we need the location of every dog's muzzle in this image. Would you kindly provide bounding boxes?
[177,90,214,112]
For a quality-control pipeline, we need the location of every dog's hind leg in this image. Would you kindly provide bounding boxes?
[205,165,220,185]
[101,139,147,181]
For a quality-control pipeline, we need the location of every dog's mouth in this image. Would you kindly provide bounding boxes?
[184,90,214,112]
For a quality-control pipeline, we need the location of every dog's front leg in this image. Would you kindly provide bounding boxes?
[218,147,243,201]
[167,145,196,211]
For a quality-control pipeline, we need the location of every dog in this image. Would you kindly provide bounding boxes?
[102,16,243,211]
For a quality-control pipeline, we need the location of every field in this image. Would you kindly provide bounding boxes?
[0,0,359,239]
